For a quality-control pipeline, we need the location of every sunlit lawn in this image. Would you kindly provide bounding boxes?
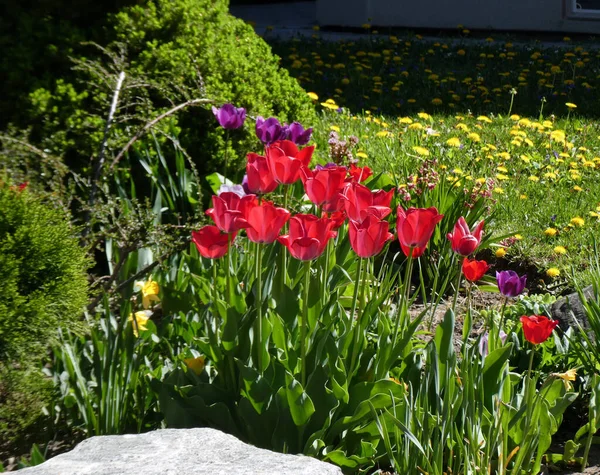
[269,35,600,287]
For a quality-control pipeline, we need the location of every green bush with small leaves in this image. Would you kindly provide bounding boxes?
[3,0,315,182]
[0,185,89,444]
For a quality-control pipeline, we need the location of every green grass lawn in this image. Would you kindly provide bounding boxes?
[268,35,600,289]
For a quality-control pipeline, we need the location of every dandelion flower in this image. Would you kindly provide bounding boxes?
[495,248,507,258]
[446,137,461,148]
[554,246,567,255]
[570,217,585,227]
[544,228,558,237]
[413,146,430,156]
[546,268,560,278]
[565,102,577,109]
[307,92,319,101]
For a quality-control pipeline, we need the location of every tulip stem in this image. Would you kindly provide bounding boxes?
[213,262,218,307]
[256,243,264,373]
[322,240,330,305]
[452,266,462,312]
[227,234,233,306]
[349,257,367,377]
[301,261,311,387]
[462,282,472,344]
[349,258,363,326]
[280,186,290,293]
[223,129,230,183]
[391,250,414,353]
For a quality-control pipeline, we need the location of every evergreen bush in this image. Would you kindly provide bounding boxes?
[0,184,89,443]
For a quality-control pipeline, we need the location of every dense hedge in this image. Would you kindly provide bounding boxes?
[0,185,89,442]
[2,0,315,181]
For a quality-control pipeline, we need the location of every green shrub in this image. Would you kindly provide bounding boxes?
[3,0,315,182]
[0,184,89,443]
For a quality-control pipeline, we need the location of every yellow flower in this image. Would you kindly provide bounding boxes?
[520,194,528,200]
[570,217,585,227]
[417,112,431,120]
[128,310,152,337]
[467,132,481,142]
[184,356,206,375]
[457,49,466,56]
[552,368,576,390]
[495,248,507,258]
[399,117,413,124]
[356,152,368,159]
[494,187,504,194]
[565,102,577,109]
[413,146,430,156]
[554,246,567,255]
[573,185,583,192]
[330,125,340,132]
[546,268,560,278]
[307,92,319,101]
[446,137,461,148]
[134,279,160,309]
[544,228,558,237]
[431,98,443,105]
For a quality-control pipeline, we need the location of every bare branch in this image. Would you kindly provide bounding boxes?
[108,98,214,171]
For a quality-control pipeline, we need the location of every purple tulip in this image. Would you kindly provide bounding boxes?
[212,104,246,129]
[255,116,288,144]
[287,122,313,145]
[496,270,527,297]
[218,184,246,197]
[315,162,339,170]
[241,174,251,195]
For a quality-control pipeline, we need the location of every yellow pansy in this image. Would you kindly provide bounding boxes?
[128,310,152,337]
[184,356,206,375]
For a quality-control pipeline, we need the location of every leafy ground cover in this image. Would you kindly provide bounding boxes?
[268,35,600,287]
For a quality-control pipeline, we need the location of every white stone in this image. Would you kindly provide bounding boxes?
[20,428,343,475]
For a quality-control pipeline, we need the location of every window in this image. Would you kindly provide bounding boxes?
[565,0,600,19]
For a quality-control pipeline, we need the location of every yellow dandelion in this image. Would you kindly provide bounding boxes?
[413,146,430,156]
[307,92,319,101]
[330,125,340,132]
[565,102,577,109]
[570,217,585,227]
[495,248,507,258]
[356,152,368,159]
[573,185,583,192]
[468,132,481,142]
[520,194,528,200]
[546,268,560,278]
[554,246,567,255]
[447,137,461,148]
[494,187,504,194]
[544,228,558,237]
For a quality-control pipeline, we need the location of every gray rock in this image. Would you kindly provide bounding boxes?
[551,285,595,332]
[20,428,343,475]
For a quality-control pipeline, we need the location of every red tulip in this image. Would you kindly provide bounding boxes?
[462,258,490,282]
[246,153,278,194]
[326,210,347,230]
[301,166,347,207]
[396,206,444,258]
[206,192,257,234]
[245,201,290,244]
[266,140,314,184]
[447,217,485,256]
[191,226,234,259]
[277,214,337,261]
[349,215,394,258]
[341,182,394,223]
[348,164,373,183]
[520,315,559,344]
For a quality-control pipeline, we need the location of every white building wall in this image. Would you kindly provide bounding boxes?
[316,0,600,34]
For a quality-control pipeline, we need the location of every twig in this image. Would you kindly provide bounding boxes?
[89,71,126,207]
[108,98,214,171]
